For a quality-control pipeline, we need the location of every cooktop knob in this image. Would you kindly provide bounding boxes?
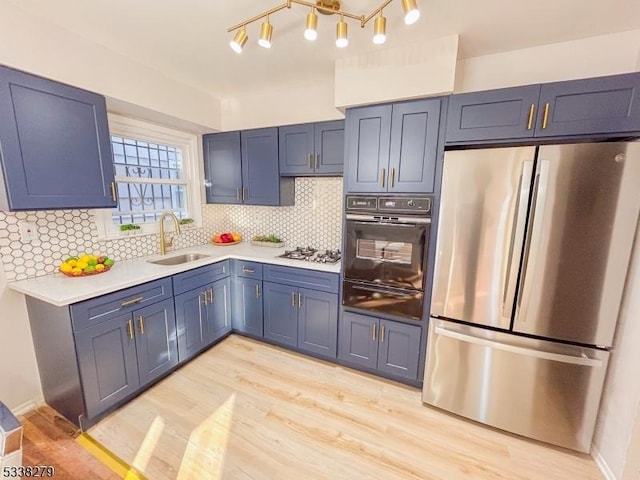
[407,199,415,208]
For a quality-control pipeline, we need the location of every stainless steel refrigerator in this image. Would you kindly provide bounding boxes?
[422,141,640,452]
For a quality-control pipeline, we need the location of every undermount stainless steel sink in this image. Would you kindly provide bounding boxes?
[147,253,211,266]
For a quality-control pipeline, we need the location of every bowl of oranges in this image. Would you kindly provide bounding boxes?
[59,254,115,277]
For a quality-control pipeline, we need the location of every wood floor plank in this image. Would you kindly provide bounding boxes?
[88,335,603,480]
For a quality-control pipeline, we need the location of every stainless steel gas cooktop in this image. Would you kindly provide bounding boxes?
[278,247,341,264]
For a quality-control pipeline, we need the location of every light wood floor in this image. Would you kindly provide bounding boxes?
[89,335,603,480]
[21,406,118,480]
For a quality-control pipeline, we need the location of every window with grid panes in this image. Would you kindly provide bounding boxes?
[111,136,188,225]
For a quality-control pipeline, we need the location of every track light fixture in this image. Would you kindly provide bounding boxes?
[230,27,248,54]
[259,16,273,48]
[336,15,348,48]
[304,7,319,41]
[372,11,387,45]
[227,0,421,53]
[402,0,420,25]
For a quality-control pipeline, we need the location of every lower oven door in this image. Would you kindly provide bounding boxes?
[344,216,429,290]
[342,280,424,320]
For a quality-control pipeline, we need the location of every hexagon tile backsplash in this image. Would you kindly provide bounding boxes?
[0,177,343,282]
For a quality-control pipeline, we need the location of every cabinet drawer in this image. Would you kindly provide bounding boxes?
[70,278,173,331]
[172,260,230,295]
[263,265,339,293]
[232,260,263,279]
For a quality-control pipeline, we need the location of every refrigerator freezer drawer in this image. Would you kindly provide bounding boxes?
[422,319,610,453]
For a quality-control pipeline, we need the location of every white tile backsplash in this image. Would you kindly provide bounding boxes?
[0,177,343,281]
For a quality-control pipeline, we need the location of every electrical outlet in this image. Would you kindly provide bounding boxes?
[18,221,38,243]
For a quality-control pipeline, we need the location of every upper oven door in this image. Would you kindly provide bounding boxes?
[344,215,429,290]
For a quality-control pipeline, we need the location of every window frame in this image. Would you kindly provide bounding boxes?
[95,114,203,239]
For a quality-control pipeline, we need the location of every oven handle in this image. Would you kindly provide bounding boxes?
[351,283,420,298]
[345,214,431,225]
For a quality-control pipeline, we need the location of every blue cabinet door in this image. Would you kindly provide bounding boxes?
[242,127,286,206]
[446,85,541,143]
[175,287,209,362]
[389,99,441,193]
[203,132,242,204]
[133,298,178,387]
[536,73,640,137]
[279,124,314,175]
[338,311,378,369]
[208,277,232,344]
[232,277,263,337]
[74,312,140,419]
[263,281,298,348]
[314,120,345,175]
[0,65,116,210]
[377,320,421,380]
[345,105,392,193]
[298,288,338,359]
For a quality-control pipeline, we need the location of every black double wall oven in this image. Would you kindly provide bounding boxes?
[342,195,432,321]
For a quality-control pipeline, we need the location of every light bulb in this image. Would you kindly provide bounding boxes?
[336,19,348,48]
[373,15,387,45]
[402,0,420,25]
[230,28,248,54]
[305,9,318,41]
[259,19,273,48]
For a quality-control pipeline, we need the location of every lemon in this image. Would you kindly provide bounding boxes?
[60,264,73,273]
[95,264,105,272]
[71,267,83,276]
[79,255,92,264]
[76,261,88,270]
[67,259,77,267]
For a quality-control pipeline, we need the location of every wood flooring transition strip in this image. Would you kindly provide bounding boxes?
[76,432,147,480]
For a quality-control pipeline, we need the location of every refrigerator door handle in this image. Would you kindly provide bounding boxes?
[502,160,534,319]
[434,325,603,367]
[516,159,551,317]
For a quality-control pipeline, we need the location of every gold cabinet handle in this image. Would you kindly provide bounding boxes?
[110,182,117,202]
[127,319,134,340]
[236,188,241,201]
[381,324,385,343]
[121,296,144,308]
[315,154,320,170]
[542,103,550,129]
[380,168,386,188]
[255,284,261,299]
[202,290,208,306]
[242,188,247,201]
[527,104,535,130]
[208,288,214,303]
[372,323,377,342]
[298,292,302,309]
[138,315,145,335]
[390,168,396,188]
[291,291,296,307]
[308,153,313,169]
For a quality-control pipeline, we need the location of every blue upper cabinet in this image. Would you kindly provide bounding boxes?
[203,128,294,206]
[345,100,442,193]
[0,65,116,211]
[279,120,344,176]
[446,85,542,143]
[536,73,640,137]
[389,99,441,193]
[446,72,640,144]
[203,132,242,204]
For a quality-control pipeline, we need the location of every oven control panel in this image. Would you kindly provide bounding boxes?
[346,195,432,215]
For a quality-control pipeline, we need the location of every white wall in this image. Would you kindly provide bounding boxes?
[0,2,222,132]
[0,266,42,413]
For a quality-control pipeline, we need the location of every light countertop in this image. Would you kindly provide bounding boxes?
[8,243,341,307]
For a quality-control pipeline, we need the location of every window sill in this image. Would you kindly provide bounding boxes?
[95,226,204,242]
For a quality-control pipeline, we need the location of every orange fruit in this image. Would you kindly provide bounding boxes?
[232,233,241,242]
[213,234,222,243]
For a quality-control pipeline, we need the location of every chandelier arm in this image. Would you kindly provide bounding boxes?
[227,2,290,32]
[227,0,395,32]
[362,0,394,26]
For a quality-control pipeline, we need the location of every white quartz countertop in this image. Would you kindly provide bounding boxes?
[8,243,341,307]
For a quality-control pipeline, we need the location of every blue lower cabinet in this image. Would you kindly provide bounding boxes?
[134,298,179,387]
[298,288,338,358]
[74,311,140,419]
[232,277,264,337]
[263,281,299,348]
[175,287,209,362]
[209,277,232,343]
[339,311,421,381]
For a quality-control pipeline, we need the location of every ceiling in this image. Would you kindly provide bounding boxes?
[7,0,640,98]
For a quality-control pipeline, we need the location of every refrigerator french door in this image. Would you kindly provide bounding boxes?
[424,142,640,452]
